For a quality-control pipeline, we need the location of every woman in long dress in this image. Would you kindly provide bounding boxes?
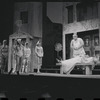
[35,41,44,73]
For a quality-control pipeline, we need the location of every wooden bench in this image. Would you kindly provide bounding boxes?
[76,63,95,75]
[56,62,95,75]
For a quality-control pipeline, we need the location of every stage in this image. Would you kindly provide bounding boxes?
[0,73,100,100]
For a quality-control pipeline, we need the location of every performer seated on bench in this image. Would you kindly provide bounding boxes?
[57,33,99,74]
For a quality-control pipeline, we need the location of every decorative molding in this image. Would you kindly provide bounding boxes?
[63,19,99,34]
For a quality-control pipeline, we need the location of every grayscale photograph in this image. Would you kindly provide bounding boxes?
[0,0,100,100]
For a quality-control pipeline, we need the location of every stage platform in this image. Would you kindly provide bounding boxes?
[3,72,100,79]
[1,72,100,99]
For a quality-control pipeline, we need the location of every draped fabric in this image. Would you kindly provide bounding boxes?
[61,56,94,74]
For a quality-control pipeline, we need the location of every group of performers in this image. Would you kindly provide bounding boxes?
[57,33,99,74]
[9,39,44,75]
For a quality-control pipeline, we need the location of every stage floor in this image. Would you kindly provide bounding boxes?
[4,72,100,79]
[1,72,100,99]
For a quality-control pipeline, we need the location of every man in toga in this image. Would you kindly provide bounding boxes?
[70,33,85,58]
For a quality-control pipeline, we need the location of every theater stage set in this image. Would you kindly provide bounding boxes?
[1,1,100,100]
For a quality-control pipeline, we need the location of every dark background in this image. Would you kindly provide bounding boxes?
[0,0,14,44]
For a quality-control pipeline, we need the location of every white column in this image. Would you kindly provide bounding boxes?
[8,37,12,72]
[62,33,66,60]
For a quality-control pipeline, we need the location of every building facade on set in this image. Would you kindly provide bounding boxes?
[62,2,100,61]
